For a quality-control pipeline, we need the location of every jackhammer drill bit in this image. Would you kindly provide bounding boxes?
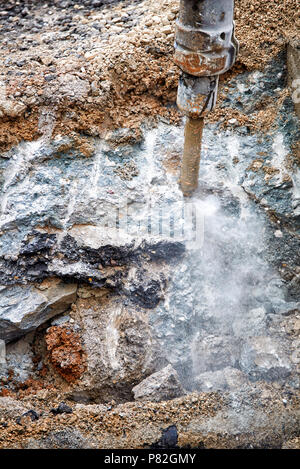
[181,117,204,196]
[174,0,239,197]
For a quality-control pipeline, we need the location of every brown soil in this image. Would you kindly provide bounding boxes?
[235,0,299,69]
[0,0,297,151]
[0,384,298,449]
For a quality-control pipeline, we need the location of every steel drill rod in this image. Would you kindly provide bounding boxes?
[180,116,204,197]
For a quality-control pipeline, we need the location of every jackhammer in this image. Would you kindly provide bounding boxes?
[174,0,239,196]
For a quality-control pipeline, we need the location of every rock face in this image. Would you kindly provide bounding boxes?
[0,340,5,364]
[2,333,34,382]
[0,0,299,450]
[192,335,241,375]
[67,296,167,403]
[287,38,300,119]
[132,364,185,402]
[194,367,248,392]
[240,336,292,381]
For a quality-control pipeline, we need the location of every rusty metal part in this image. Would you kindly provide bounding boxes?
[180,117,204,196]
[174,0,239,197]
[177,73,219,118]
[174,0,239,77]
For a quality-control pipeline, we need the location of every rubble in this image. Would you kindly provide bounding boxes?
[132,364,185,402]
[0,0,298,150]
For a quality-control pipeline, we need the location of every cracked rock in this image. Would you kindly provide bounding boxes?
[239,336,292,381]
[67,297,167,403]
[194,367,249,392]
[0,281,77,342]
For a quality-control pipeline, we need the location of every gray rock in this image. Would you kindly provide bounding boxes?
[67,297,167,403]
[287,38,300,119]
[192,335,240,375]
[132,364,185,402]
[67,225,135,250]
[51,314,71,326]
[239,336,292,381]
[0,397,30,420]
[0,339,5,364]
[23,429,95,449]
[194,367,248,392]
[2,333,34,382]
[0,281,77,342]
[232,307,267,338]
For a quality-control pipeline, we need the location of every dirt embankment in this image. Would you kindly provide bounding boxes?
[0,0,298,151]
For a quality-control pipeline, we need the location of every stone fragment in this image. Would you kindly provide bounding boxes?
[132,364,185,402]
[0,100,26,118]
[16,410,39,425]
[0,81,26,117]
[0,281,77,343]
[161,25,172,35]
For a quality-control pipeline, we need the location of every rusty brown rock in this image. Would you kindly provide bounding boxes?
[45,327,86,383]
